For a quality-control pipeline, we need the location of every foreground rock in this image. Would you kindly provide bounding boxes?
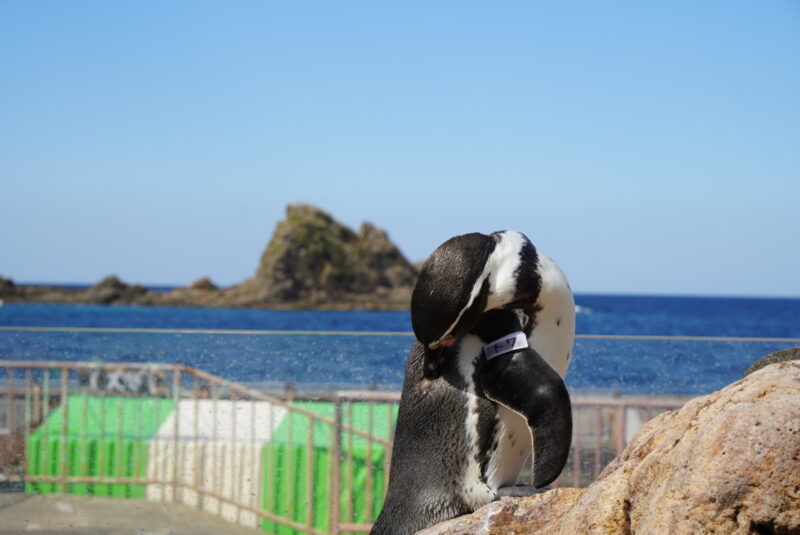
[419,361,800,535]
[0,204,418,310]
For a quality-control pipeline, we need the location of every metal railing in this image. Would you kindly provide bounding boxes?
[0,359,693,535]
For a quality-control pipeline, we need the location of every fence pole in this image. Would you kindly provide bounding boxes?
[231,388,240,524]
[172,370,180,503]
[193,375,201,509]
[265,402,274,520]
[572,415,582,488]
[212,383,220,514]
[134,391,143,488]
[42,369,50,490]
[6,367,14,439]
[24,368,31,489]
[60,367,69,494]
[286,398,294,523]
[306,413,314,532]
[329,396,342,535]
[250,397,259,522]
[345,403,354,525]
[116,385,124,487]
[613,404,626,456]
[593,407,603,479]
[365,399,374,522]
[384,404,394,495]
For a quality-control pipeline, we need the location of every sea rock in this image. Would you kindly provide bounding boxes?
[0,276,15,298]
[225,203,417,308]
[419,361,800,535]
[189,277,218,291]
[84,275,148,304]
[745,346,800,376]
[149,277,223,307]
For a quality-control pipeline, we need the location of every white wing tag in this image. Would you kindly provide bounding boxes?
[483,331,528,360]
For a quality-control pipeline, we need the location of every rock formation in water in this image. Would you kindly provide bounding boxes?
[0,275,147,305]
[85,276,148,304]
[0,204,418,309]
[419,361,800,535]
[221,204,417,308]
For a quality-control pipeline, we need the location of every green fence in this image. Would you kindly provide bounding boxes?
[263,402,397,534]
[26,395,174,497]
[22,386,399,534]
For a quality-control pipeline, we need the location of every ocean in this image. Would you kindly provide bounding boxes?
[0,295,798,396]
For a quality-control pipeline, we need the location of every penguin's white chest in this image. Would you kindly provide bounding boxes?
[484,405,532,490]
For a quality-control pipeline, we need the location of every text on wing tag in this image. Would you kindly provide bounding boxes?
[483,331,529,360]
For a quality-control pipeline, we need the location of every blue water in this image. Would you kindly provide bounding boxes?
[0,295,798,395]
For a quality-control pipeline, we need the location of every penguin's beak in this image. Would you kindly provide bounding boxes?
[422,335,459,380]
[479,348,572,488]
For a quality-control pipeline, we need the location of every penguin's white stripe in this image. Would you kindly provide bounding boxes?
[528,253,575,378]
[431,231,526,347]
[456,335,494,509]
[485,231,526,310]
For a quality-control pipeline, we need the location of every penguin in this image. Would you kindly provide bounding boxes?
[370,231,575,535]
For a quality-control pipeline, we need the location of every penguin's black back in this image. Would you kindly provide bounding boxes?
[370,341,488,535]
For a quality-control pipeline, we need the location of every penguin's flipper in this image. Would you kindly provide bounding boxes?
[481,348,572,489]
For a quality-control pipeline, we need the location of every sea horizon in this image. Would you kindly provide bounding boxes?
[9,281,800,302]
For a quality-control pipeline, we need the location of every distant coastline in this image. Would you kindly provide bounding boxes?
[0,276,411,310]
[14,282,178,293]
[0,204,418,311]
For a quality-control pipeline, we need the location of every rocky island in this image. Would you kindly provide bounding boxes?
[0,204,419,310]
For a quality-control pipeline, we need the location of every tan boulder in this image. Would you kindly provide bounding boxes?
[419,361,800,535]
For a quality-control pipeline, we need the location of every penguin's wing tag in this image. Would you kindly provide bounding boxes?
[483,331,528,360]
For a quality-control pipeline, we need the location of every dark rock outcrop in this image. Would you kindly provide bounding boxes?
[2,204,418,310]
[745,346,800,376]
[84,276,147,305]
[189,277,218,291]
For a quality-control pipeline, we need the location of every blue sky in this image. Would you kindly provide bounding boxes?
[1,2,798,296]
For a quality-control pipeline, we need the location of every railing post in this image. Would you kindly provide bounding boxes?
[572,409,582,488]
[24,368,31,488]
[60,367,69,495]
[593,407,603,479]
[329,395,342,535]
[6,367,14,438]
[172,369,181,503]
[192,374,200,510]
[613,403,626,456]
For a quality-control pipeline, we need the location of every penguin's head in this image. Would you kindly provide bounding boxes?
[411,232,497,379]
[411,230,541,380]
